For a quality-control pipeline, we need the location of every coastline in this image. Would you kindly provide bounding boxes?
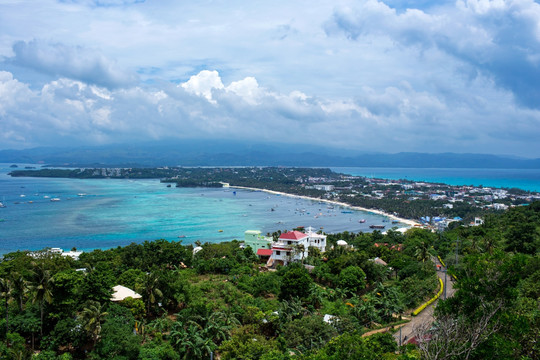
[228,185,422,228]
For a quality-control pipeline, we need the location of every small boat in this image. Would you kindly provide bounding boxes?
[77,193,86,197]
[359,219,366,223]
[0,203,5,208]
[341,210,353,214]
[218,229,223,232]
[167,184,171,188]
[50,198,61,202]
[369,225,385,229]
[392,220,399,224]
[178,235,187,238]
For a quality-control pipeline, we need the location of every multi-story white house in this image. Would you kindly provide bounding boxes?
[270,227,326,266]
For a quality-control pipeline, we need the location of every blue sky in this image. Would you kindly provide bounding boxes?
[1,0,540,157]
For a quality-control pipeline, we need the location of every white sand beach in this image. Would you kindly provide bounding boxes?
[228,185,421,228]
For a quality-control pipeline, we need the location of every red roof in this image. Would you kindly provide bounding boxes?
[279,231,307,240]
[257,249,273,256]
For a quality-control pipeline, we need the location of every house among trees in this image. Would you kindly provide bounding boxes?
[110,285,142,302]
[270,227,326,266]
[243,230,273,253]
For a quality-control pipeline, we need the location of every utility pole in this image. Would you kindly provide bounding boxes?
[455,236,459,267]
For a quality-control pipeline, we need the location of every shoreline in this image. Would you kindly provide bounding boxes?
[228,185,422,228]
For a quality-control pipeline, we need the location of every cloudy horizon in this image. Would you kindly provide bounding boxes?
[1,0,540,157]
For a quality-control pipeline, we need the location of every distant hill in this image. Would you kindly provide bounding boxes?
[1,140,539,168]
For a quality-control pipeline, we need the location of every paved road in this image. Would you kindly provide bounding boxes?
[393,256,456,345]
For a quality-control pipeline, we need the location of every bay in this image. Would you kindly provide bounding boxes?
[331,167,540,192]
[0,164,393,255]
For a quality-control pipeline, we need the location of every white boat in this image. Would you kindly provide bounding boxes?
[50,198,61,202]
[0,202,5,208]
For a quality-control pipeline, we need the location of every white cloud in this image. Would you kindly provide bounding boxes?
[181,70,224,103]
[226,77,262,105]
[1,1,540,156]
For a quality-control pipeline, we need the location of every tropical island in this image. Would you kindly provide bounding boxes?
[0,199,538,359]
[9,166,540,225]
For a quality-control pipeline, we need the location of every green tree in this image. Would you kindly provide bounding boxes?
[80,301,108,347]
[279,265,313,301]
[93,303,140,359]
[0,277,12,339]
[281,315,337,352]
[414,241,432,263]
[9,272,27,312]
[338,266,366,295]
[80,263,114,303]
[138,271,163,316]
[29,262,54,337]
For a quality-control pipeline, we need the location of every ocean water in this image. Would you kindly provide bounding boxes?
[331,167,540,192]
[0,164,393,254]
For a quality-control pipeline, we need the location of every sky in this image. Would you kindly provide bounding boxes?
[1,0,540,157]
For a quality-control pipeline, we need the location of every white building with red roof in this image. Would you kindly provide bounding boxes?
[270,227,326,266]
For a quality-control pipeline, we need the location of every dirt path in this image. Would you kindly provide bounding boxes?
[362,321,409,338]
[392,256,456,345]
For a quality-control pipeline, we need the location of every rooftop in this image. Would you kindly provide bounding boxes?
[279,231,307,240]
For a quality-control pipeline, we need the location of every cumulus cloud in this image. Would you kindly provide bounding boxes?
[9,40,138,89]
[181,70,224,103]
[326,0,540,109]
[1,68,539,156]
[180,71,263,105]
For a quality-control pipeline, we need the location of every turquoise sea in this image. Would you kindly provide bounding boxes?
[331,167,540,192]
[0,164,394,255]
[2,164,539,255]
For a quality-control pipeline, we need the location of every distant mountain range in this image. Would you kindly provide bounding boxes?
[1,140,539,168]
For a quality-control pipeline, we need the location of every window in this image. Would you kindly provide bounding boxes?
[276,251,281,256]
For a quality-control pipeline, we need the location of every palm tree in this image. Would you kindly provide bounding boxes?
[0,277,12,338]
[414,241,432,263]
[138,272,163,315]
[80,300,108,347]
[295,244,306,263]
[29,263,54,337]
[10,272,27,311]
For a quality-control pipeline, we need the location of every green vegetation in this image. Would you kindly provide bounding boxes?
[1,164,538,359]
[416,202,540,359]
[0,226,445,359]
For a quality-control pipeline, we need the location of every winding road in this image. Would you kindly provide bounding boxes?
[392,256,456,345]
